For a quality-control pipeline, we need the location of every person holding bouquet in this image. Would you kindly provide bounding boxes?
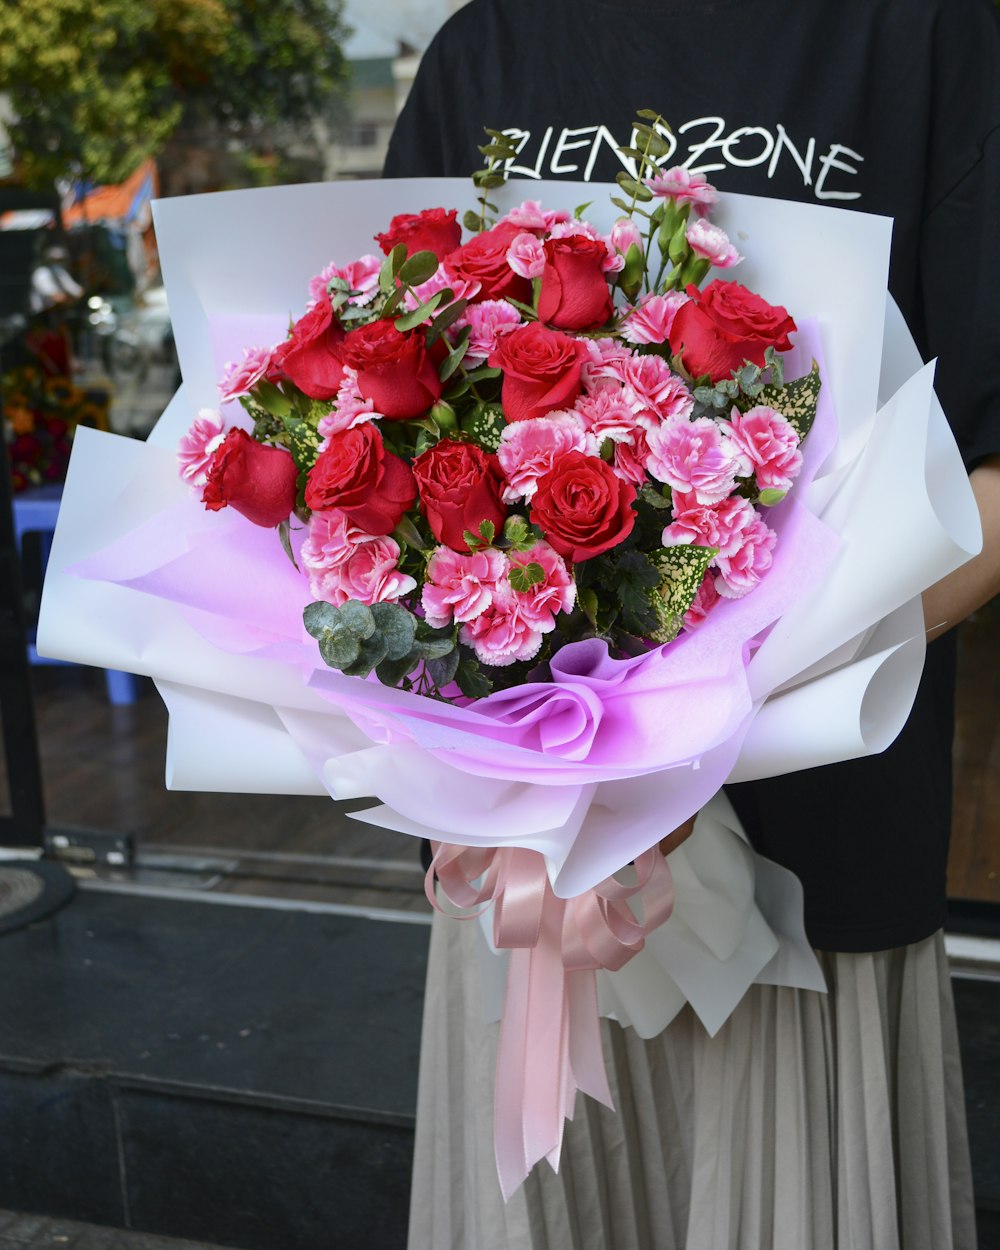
[384,1,1000,1247]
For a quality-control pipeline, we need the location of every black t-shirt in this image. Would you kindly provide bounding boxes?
[384,0,1000,951]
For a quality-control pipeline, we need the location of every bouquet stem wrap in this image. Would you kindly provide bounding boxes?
[430,841,675,1198]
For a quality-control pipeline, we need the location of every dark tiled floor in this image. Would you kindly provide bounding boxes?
[0,1210,218,1249]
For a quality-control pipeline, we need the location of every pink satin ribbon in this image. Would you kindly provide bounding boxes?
[427,841,676,1199]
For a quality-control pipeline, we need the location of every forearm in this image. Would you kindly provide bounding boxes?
[923,454,1000,641]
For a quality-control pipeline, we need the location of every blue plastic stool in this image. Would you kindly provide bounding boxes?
[12,483,142,705]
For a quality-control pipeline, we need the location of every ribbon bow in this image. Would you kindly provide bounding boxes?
[428,841,675,1198]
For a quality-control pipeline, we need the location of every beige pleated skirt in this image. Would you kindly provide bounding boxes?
[407,910,978,1250]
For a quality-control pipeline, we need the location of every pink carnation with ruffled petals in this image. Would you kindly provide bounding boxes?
[316,368,380,438]
[308,255,382,307]
[573,388,642,444]
[644,167,719,214]
[459,583,544,667]
[178,409,229,487]
[509,541,575,627]
[455,299,523,364]
[684,572,721,629]
[218,346,276,401]
[421,545,509,627]
[617,355,694,422]
[506,232,546,279]
[645,415,742,504]
[497,411,588,502]
[301,511,415,607]
[581,338,634,391]
[723,405,803,493]
[685,219,742,269]
[662,492,757,557]
[715,515,777,599]
[611,424,652,487]
[499,200,571,232]
[621,292,689,345]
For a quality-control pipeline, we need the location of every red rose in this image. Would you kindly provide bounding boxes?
[412,439,507,552]
[490,322,588,424]
[537,235,613,331]
[202,429,298,528]
[274,293,346,400]
[375,207,462,263]
[305,423,415,535]
[668,280,797,383]
[444,223,532,304]
[342,320,443,420]
[529,451,636,562]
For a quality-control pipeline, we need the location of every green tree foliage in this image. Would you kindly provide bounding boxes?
[0,0,349,188]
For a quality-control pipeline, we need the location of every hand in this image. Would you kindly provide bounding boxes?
[658,814,697,858]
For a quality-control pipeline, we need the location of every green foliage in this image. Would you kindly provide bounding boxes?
[0,0,348,187]
[648,545,718,643]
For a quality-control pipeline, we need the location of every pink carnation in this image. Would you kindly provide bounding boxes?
[616,355,694,422]
[308,255,382,307]
[499,200,571,232]
[723,406,803,494]
[644,167,719,214]
[581,338,635,390]
[509,541,575,627]
[644,415,742,504]
[178,409,229,487]
[573,388,642,444]
[610,217,643,257]
[684,573,721,630]
[456,299,523,364]
[662,492,757,557]
[317,368,380,438]
[715,516,777,599]
[497,412,588,502]
[685,218,742,269]
[621,292,689,345]
[506,232,547,279]
[301,511,416,607]
[218,346,276,402]
[459,583,544,667]
[421,546,509,627]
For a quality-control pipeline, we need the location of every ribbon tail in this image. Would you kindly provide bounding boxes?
[567,966,614,1109]
[494,898,571,1200]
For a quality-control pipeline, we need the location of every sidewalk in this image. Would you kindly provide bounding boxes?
[0,1211,221,1250]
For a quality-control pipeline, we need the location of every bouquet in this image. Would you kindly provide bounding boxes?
[37,121,981,1196]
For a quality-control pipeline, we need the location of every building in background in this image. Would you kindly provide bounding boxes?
[330,0,467,178]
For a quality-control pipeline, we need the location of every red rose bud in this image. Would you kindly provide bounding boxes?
[444,223,533,304]
[305,423,416,535]
[529,450,636,562]
[202,429,298,528]
[375,207,462,262]
[537,235,614,331]
[412,439,507,552]
[274,293,346,400]
[490,322,588,424]
[342,319,443,420]
[668,279,796,383]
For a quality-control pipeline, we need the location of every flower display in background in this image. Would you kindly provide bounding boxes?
[184,117,820,704]
[4,364,110,492]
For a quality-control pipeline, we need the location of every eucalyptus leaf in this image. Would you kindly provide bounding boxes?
[426,648,461,689]
[303,601,339,636]
[394,289,445,332]
[370,601,417,660]
[377,654,418,688]
[318,630,361,670]
[398,250,440,287]
[338,600,376,639]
